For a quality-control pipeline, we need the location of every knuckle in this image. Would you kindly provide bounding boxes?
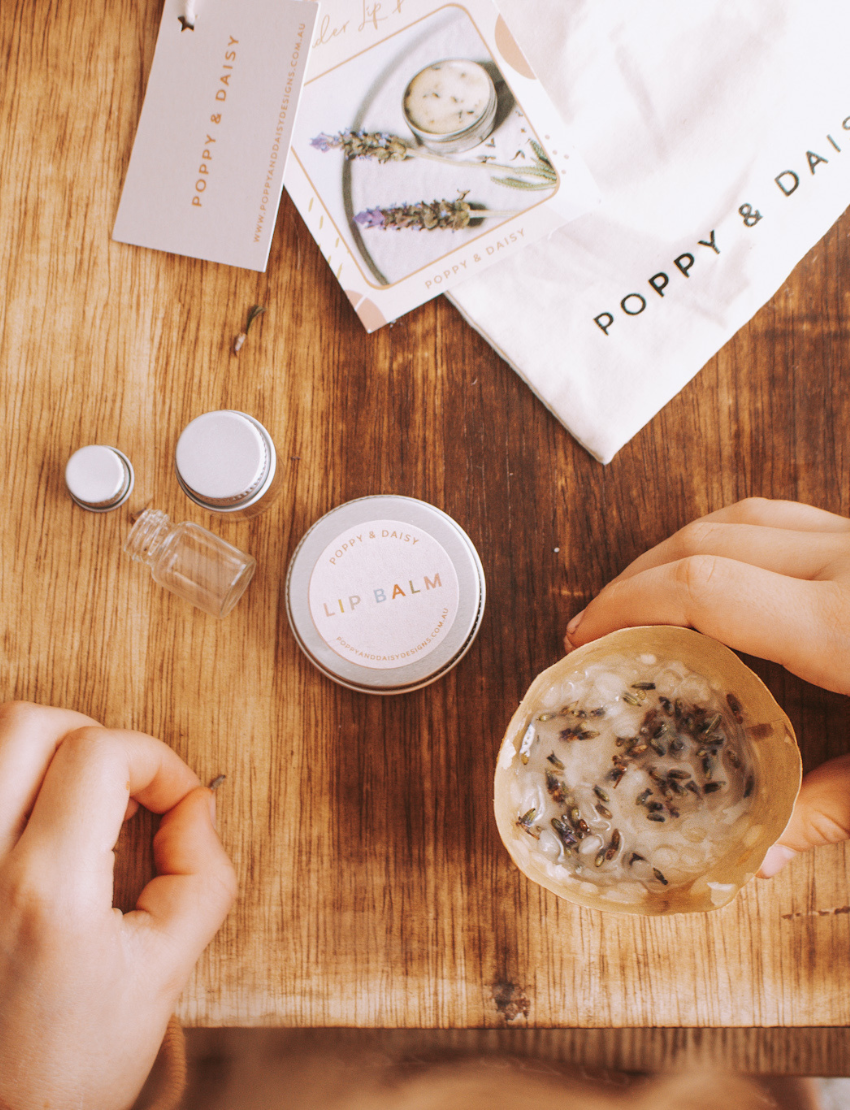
[59,725,112,760]
[808,808,850,847]
[0,700,45,730]
[675,553,720,605]
[812,583,850,663]
[0,855,62,940]
[729,496,772,522]
[674,520,721,557]
[214,859,239,906]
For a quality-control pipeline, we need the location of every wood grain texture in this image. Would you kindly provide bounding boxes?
[183,1026,850,1081]
[3,0,850,1043]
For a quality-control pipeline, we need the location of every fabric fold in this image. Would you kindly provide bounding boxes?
[449,0,850,462]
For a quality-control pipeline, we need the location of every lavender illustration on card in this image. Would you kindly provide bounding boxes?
[352,195,519,231]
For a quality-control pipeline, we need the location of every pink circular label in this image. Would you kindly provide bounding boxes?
[308,519,460,670]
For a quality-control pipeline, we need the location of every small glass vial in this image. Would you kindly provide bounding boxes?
[124,509,256,618]
[65,445,134,512]
[175,411,283,520]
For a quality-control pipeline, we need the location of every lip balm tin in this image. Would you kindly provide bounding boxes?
[175,410,282,519]
[286,496,485,694]
[402,59,498,154]
[65,445,135,512]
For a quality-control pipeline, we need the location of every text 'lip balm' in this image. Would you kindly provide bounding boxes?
[286,495,485,694]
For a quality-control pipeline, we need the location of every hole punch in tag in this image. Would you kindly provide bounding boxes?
[113,0,317,271]
[177,0,197,31]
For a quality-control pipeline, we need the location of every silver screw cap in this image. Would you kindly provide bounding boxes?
[65,445,134,512]
[175,411,274,511]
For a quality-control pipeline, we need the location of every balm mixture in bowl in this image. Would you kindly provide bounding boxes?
[494,627,801,915]
[403,60,497,151]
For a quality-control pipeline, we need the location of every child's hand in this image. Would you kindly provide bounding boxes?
[564,498,850,879]
[0,702,237,1110]
[758,753,850,877]
[565,498,850,694]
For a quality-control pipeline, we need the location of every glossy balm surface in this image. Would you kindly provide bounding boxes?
[509,654,754,904]
[404,61,492,135]
[494,627,801,915]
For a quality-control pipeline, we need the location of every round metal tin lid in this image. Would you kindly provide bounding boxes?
[65,445,134,511]
[175,411,272,508]
[286,496,485,694]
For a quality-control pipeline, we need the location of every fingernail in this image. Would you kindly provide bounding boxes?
[567,609,585,636]
[758,844,796,879]
[207,789,217,829]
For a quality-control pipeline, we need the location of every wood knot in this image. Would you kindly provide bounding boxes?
[492,981,530,1022]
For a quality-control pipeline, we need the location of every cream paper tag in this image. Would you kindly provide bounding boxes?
[113,0,317,270]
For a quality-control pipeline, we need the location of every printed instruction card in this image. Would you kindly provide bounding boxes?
[113,0,316,270]
[284,0,600,331]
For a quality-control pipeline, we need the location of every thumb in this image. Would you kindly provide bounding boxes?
[759,754,850,878]
[125,786,237,989]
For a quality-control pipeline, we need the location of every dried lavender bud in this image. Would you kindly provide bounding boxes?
[545,770,566,804]
[311,129,412,162]
[703,782,726,794]
[355,198,474,231]
[551,817,576,849]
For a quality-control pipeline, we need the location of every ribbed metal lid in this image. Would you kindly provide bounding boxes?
[175,411,274,509]
[286,496,485,694]
[65,445,134,511]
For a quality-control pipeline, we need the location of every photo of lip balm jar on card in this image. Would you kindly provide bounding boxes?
[494,627,802,915]
[402,59,498,154]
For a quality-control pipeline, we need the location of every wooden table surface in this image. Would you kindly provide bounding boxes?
[4,0,850,1057]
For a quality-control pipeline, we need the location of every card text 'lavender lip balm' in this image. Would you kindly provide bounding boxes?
[286,496,485,694]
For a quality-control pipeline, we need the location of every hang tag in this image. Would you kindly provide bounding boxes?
[113,0,317,271]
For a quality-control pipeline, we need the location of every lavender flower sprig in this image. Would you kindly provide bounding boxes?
[311,130,410,163]
[311,130,557,190]
[354,198,518,231]
[489,138,557,191]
